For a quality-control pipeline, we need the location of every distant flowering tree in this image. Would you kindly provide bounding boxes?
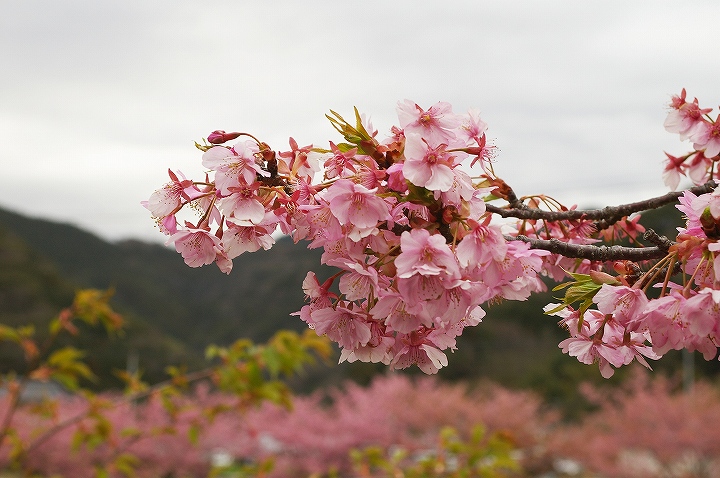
[145,90,720,378]
[547,372,720,477]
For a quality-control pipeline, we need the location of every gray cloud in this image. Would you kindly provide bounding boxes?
[1,0,718,242]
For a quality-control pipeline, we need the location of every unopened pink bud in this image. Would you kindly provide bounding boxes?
[589,270,619,285]
[464,146,484,155]
[207,130,242,144]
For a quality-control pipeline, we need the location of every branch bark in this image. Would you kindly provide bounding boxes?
[487,181,717,226]
[511,235,668,261]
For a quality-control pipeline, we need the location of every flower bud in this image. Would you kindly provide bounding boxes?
[589,270,620,285]
[700,207,720,239]
[207,130,242,144]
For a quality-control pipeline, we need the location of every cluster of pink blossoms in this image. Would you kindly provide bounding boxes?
[145,101,552,374]
[546,90,720,377]
[663,88,720,190]
[146,91,720,377]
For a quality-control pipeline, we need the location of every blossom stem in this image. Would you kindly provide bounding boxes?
[197,195,217,229]
[660,254,678,297]
[635,253,673,293]
[683,254,709,297]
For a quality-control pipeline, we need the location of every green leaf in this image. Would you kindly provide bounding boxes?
[0,324,21,343]
[548,271,603,323]
[187,423,201,445]
[114,453,140,477]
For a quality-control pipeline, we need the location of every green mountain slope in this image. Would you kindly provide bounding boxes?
[0,222,194,387]
[0,208,326,349]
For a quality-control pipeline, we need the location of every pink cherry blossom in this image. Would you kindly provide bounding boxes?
[424,280,477,326]
[169,227,229,273]
[320,235,372,265]
[685,151,713,185]
[396,274,447,303]
[298,201,344,248]
[158,214,178,235]
[371,292,431,334]
[323,179,391,229]
[692,188,720,221]
[385,163,408,193]
[643,292,690,356]
[664,89,711,141]
[394,228,460,279]
[612,330,659,370]
[354,158,386,191]
[144,169,205,218]
[481,241,548,300]
[402,133,462,192]
[397,100,460,146]
[692,114,720,158]
[222,220,276,259]
[148,93,720,377]
[219,181,266,226]
[301,271,333,301]
[594,284,649,330]
[325,257,382,302]
[557,310,624,378]
[436,168,475,208]
[390,330,449,374]
[310,304,372,350]
[456,219,507,269]
[662,153,685,191]
[682,288,720,338]
[323,142,358,179]
[339,321,395,365]
[294,271,337,325]
[201,140,266,194]
[458,108,488,145]
[277,137,319,180]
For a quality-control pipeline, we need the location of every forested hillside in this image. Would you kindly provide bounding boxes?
[0,222,194,387]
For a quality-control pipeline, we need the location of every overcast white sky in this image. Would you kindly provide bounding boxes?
[1,1,719,243]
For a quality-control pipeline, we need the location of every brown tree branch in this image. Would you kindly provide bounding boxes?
[511,235,668,261]
[487,181,717,226]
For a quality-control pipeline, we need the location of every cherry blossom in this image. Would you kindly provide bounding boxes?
[169,227,228,272]
[201,140,265,194]
[395,228,460,279]
[397,100,460,145]
[310,304,372,350]
[664,88,711,141]
[692,114,720,158]
[390,330,449,374]
[218,181,265,226]
[402,133,462,192]
[323,179,391,229]
[144,169,204,218]
[594,284,648,330]
[146,91,720,376]
[222,219,276,259]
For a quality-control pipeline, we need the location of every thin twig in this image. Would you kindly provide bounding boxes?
[642,228,674,251]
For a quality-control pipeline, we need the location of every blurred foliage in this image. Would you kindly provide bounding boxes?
[0,288,330,476]
[348,425,521,478]
[0,222,201,389]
